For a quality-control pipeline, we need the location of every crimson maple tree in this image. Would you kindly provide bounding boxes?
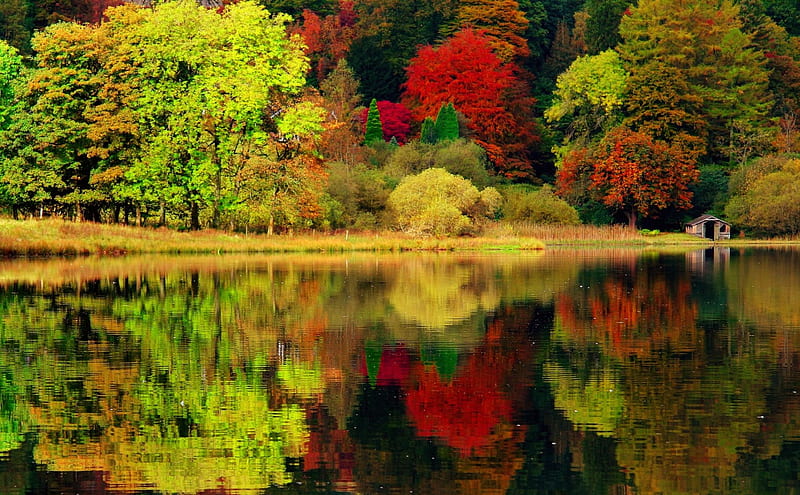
[401,29,539,179]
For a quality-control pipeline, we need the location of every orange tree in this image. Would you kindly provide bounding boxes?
[565,128,700,228]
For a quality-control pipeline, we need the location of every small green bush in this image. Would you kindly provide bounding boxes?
[501,184,581,225]
[388,168,500,236]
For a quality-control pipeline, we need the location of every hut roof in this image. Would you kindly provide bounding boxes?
[686,214,730,226]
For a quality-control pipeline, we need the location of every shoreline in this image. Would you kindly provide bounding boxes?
[1,218,795,257]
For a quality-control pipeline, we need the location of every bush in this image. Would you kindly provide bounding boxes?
[501,184,581,225]
[724,155,800,236]
[388,168,500,236]
[383,138,492,187]
[326,161,392,229]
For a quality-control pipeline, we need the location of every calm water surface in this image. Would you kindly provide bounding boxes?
[0,248,799,494]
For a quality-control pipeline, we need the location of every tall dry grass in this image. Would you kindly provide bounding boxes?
[0,218,545,256]
[493,222,711,245]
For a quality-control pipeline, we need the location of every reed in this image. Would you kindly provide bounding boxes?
[494,222,711,245]
[0,218,545,256]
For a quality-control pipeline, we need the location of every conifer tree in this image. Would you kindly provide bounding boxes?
[420,117,437,144]
[364,98,384,145]
[618,0,771,164]
[434,103,459,142]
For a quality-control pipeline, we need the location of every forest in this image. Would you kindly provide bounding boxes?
[1,0,800,236]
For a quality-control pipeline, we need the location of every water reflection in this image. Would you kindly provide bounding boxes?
[1,249,800,493]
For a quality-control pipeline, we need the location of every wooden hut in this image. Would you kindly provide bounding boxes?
[685,214,731,241]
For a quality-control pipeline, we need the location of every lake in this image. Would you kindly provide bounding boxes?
[0,247,799,494]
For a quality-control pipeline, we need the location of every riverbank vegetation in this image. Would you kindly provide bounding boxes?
[0,218,741,257]
[1,0,800,238]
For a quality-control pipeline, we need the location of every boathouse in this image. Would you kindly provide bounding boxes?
[685,214,731,241]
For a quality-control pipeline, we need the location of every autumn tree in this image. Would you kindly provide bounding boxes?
[296,2,356,84]
[0,20,118,221]
[402,29,539,179]
[319,58,365,165]
[359,100,412,144]
[452,0,530,61]
[589,128,699,228]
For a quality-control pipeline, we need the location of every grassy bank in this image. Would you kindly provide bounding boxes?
[0,218,548,256]
[0,218,754,257]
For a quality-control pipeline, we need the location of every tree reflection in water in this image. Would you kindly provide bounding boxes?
[0,250,798,494]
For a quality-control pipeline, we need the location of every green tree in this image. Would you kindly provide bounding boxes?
[420,117,437,144]
[545,49,627,162]
[434,102,459,142]
[388,168,500,236]
[349,0,455,101]
[128,0,313,230]
[364,98,383,145]
[0,0,31,53]
[584,0,629,54]
[0,21,107,220]
[0,40,22,131]
[617,0,772,165]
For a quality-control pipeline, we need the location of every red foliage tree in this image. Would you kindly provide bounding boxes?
[296,1,356,83]
[401,29,539,179]
[589,128,699,228]
[357,100,412,144]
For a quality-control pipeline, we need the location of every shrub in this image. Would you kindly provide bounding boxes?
[388,168,500,236]
[725,155,800,236]
[501,184,581,225]
[383,138,492,187]
[326,161,392,228]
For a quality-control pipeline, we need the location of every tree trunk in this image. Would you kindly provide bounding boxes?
[190,201,200,231]
[625,209,637,229]
[159,200,166,227]
[135,205,142,227]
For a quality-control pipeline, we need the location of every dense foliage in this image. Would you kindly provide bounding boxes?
[1,0,800,234]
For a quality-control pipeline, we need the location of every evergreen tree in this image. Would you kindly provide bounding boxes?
[420,117,437,144]
[434,103,459,142]
[585,0,629,54]
[364,98,384,145]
